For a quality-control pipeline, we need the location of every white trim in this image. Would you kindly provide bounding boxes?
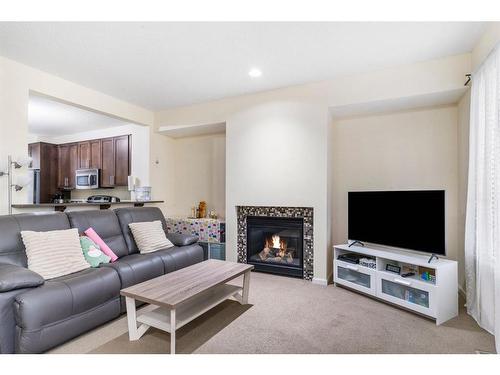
[473,41,500,75]
[312,277,328,286]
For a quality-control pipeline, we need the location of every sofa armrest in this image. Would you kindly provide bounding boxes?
[0,264,44,292]
[166,233,199,247]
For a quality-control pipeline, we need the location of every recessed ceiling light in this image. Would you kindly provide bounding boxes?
[248,68,262,78]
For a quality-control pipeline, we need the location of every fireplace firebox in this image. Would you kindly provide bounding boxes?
[246,216,303,277]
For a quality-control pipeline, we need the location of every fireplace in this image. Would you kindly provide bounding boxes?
[246,216,304,277]
[237,206,314,280]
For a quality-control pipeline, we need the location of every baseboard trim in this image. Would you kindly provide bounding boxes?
[312,271,333,286]
[312,277,328,286]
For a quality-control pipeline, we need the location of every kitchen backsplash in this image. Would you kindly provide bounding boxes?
[70,187,131,201]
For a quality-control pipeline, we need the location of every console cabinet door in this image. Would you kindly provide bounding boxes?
[101,138,115,187]
[334,260,377,296]
[113,135,130,186]
[376,273,436,318]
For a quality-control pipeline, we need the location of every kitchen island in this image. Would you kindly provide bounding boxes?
[11,200,164,212]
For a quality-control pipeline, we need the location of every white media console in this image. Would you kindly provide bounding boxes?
[333,244,458,325]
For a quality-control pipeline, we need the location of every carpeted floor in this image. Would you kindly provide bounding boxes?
[49,272,495,354]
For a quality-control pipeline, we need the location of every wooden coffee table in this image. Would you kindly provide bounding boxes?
[120,259,253,354]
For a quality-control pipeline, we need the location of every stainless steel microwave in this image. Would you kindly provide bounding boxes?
[75,169,99,189]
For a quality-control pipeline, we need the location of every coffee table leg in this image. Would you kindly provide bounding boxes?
[126,297,139,340]
[125,296,150,340]
[170,309,176,354]
[242,270,251,304]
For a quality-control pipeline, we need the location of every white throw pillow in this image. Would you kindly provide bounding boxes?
[128,220,174,254]
[21,228,90,280]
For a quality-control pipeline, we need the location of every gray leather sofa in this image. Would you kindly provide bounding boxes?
[0,207,203,354]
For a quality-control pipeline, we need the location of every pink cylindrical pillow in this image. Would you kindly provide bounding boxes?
[84,227,118,262]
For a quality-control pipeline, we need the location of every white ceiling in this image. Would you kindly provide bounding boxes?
[29,94,131,136]
[0,22,487,110]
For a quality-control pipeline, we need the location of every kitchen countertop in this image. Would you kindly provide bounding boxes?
[11,200,164,211]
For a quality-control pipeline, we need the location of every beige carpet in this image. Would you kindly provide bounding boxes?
[49,272,495,354]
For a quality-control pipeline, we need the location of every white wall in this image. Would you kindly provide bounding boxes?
[156,54,469,283]
[168,133,225,218]
[149,130,176,214]
[0,47,478,284]
[330,106,460,279]
[226,100,329,281]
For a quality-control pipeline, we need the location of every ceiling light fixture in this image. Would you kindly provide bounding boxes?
[248,68,262,78]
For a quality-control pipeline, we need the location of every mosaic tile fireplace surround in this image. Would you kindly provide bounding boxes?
[236,206,314,280]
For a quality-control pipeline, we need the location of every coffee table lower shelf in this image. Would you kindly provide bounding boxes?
[125,284,244,353]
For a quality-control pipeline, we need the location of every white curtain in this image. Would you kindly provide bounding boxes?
[465,44,500,353]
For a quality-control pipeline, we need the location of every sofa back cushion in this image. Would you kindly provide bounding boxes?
[66,210,129,258]
[114,207,167,254]
[21,228,90,279]
[0,213,70,267]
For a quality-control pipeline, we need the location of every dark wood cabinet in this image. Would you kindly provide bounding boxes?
[78,141,91,169]
[101,138,115,187]
[48,135,130,191]
[57,145,69,188]
[114,135,131,186]
[89,139,101,169]
[28,142,58,203]
[58,143,78,189]
[78,139,102,170]
[100,135,130,187]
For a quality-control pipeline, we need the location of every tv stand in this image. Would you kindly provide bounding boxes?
[427,254,439,263]
[333,244,458,325]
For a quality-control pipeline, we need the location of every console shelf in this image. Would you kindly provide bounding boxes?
[333,244,458,325]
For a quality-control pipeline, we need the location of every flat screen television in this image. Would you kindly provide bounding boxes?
[348,190,445,255]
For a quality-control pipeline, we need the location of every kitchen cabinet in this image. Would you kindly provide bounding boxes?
[78,141,91,169]
[78,139,101,169]
[28,142,58,203]
[100,138,115,187]
[100,135,131,187]
[54,135,130,190]
[89,139,101,169]
[114,135,131,186]
[58,143,78,189]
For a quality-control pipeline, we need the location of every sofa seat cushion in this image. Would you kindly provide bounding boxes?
[155,244,204,274]
[101,253,164,288]
[14,267,120,331]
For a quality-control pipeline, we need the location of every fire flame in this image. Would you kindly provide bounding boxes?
[261,234,292,263]
[272,234,281,249]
